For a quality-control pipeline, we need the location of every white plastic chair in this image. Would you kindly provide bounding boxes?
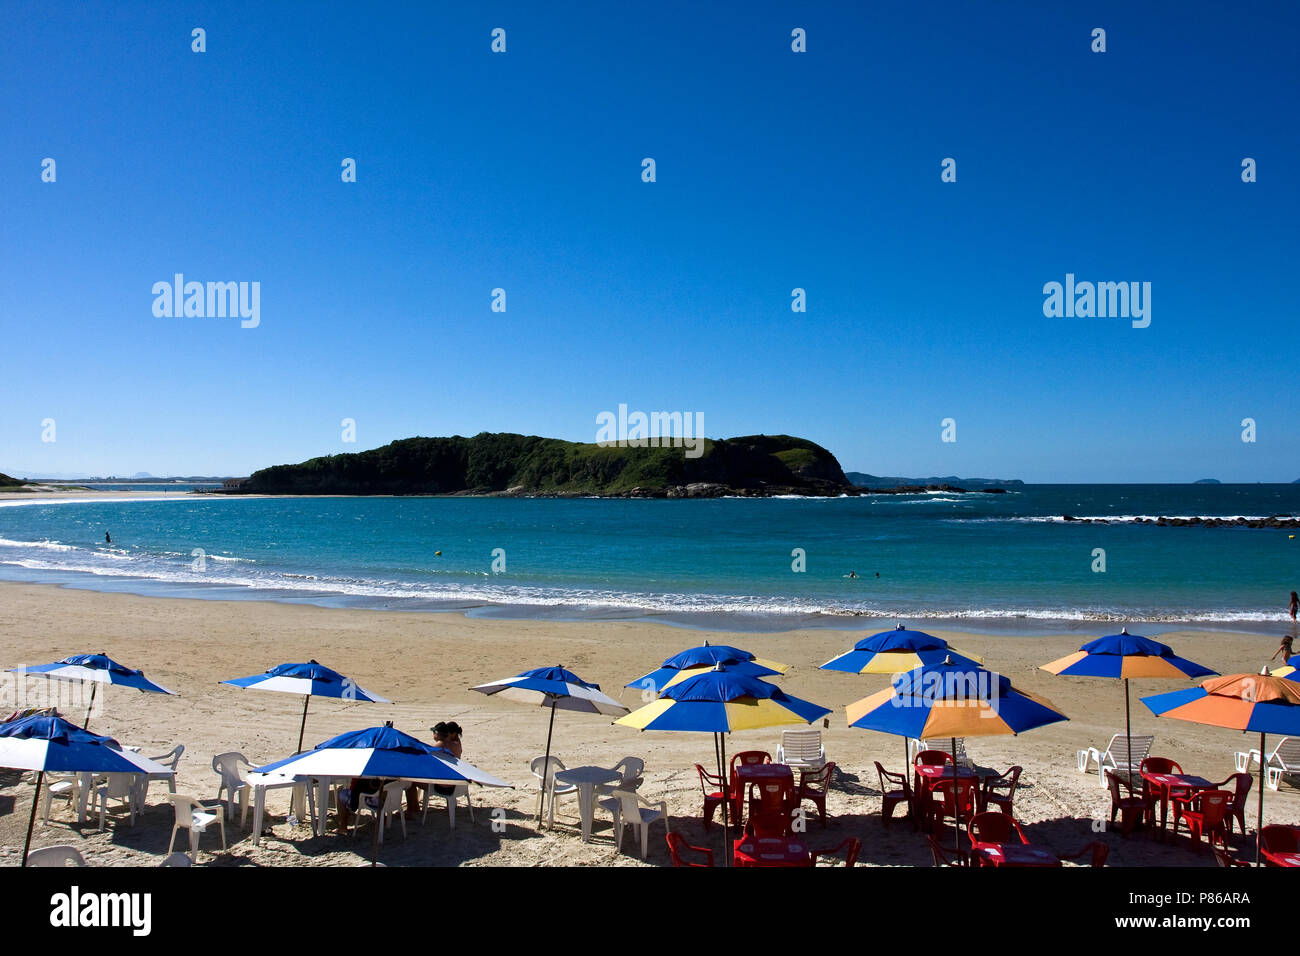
[95,773,141,831]
[596,757,645,798]
[530,755,578,828]
[776,730,826,770]
[167,794,226,862]
[40,774,80,825]
[598,789,669,858]
[354,780,406,843]
[212,752,254,824]
[26,845,85,867]
[141,744,184,803]
[1236,736,1300,790]
[421,783,474,829]
[1078,734,1154,788]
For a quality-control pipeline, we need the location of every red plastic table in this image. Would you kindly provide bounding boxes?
[735,763,794,827]
[1140,772,1211,839]
[973,843,1061,868]
[733,835,811,867]
[914,764,978,820]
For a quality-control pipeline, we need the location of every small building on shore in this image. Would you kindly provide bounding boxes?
[222,477,247,491]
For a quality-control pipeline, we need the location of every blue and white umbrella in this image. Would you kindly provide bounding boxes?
[254,725,511,789]
[8,653,177,729]
[0,714,174,866]
[222,660,391,753]
[471,666,628,824]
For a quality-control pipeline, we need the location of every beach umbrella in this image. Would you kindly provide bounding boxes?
[254,723,511,788]
[626,642,787,695]
[1143,671,1300,865]
[820,625,983,675]
[8,653,177,729]
[0,714,174,866]
[1040,628,1216,784]
[846,656,1068,858]
[821,624,983,770]
[615,666,831,864]
[471,666,629,824]
[222,660,391,753]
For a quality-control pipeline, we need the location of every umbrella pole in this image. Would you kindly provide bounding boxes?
[952,736,960,860]
[538,698,557,826]
[1124,679,1132,788]
[719,732,730,868]
[22,770,43,868]
[297,695,311,754]
[1257,731,1265,867]
[83,683,97,729]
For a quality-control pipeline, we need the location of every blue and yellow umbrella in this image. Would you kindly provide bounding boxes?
[821,625,981,675]
[1041,629,1216,784]
[1143,672,1300,865]
[626,643,787,695]
[616,667,830,864]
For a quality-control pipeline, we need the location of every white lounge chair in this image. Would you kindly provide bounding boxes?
[530,755,578,828]
[776,730,826,770]
[167,794,226,862]
[598,789,670,858]
[1078,734,1153,788]
[212,752,254,825]
[1235,736,1300,791]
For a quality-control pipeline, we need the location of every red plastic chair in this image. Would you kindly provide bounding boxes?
[1061,841,1110,867]
[694,764,739,831]
[926,833,969,867]
[1106,770,1153,837]
[915,749,954,768]
[1171,789,1232,849]
[928,777,976,832]
[810,837,860,867]
[796,762,835,827]
[979,766,1022,815]
[665,832,714,867]
[1211,834,1249,868]
[1260,824,1300,865]
[746,780,795,838]
[1207,772,1252,834]
[967,811,1029,848]
[874,761,913,827]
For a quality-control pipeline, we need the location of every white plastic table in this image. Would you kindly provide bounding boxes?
[246,770,310,845]
[554,766,620,843]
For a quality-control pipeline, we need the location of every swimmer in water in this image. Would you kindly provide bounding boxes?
[848,570,857,579]
[105,532,112,545]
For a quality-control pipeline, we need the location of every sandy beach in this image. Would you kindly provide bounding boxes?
[0,581,1292,867]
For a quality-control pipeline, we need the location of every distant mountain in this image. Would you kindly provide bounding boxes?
[846,472,1023,490]
[234,433,857,498]
[0,472,24,487]
[1193,478,1221,484]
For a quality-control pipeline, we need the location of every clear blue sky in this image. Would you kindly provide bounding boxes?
[2,1,1297,482]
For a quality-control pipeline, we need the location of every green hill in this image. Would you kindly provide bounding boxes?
[238,433,854,498]
[0,472,24,488]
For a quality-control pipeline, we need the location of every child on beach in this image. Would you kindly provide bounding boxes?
[1272,635,1294,664]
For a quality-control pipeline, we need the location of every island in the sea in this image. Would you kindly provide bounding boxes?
[227,433,864,498]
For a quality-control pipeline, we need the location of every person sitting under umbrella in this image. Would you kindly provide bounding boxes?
[408,721,464,817]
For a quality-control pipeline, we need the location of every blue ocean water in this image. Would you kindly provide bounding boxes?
[0,486,1297,633]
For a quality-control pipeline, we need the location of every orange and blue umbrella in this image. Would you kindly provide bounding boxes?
[1040,629,1216,783]
[821,625,982,675]
[847,657,1067,856]
[626,643,786,695]
[1143,672,1300,865]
